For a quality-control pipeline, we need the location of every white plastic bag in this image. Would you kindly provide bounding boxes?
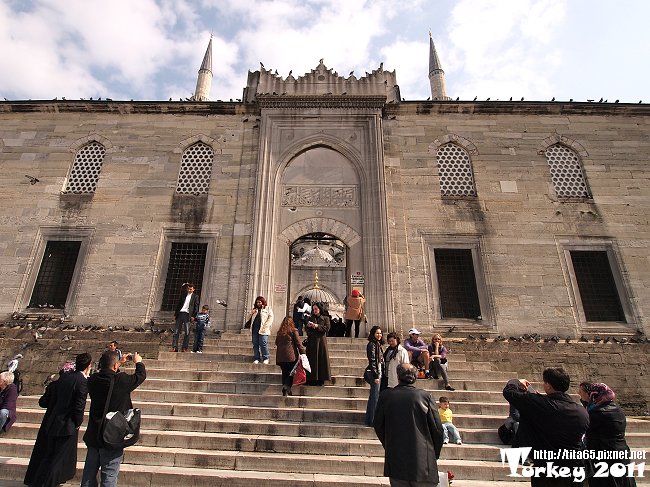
[299,353,311,373]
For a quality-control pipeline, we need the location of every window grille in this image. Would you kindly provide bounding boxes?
[176,142,214,195]
[436,144,477,197]
[545,144,590,198]
[570,250,625,321]
[64,142,106,194]
[434,248,481,319]
[161,243,208,311]
[29,241,81,308]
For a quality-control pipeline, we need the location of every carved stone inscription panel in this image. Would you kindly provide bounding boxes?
[282,184,358,208]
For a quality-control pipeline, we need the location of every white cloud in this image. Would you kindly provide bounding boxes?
[446,0,567,99]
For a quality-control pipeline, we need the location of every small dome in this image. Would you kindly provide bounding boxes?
[299,244,334,263]
[303,287,339,305]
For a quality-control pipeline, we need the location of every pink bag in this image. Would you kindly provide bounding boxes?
[292,361,307,386]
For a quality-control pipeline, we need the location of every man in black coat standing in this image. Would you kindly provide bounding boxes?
[24,352,93,487]
[503,367,590,486]
[171,282,200,352]
[80,350,146,487]
[374,363,444,486]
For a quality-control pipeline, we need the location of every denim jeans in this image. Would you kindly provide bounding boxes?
[80,446,124,487]
[172,312,191,351]
[252,332,269,361]
[442,422,461,443]
[0,408,9,430]
[193,323,206,352]
[365,380,381,426]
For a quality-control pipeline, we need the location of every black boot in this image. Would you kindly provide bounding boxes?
[281,385,288,396]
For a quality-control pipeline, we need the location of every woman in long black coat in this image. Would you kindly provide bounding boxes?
[580,382,637,487]
[304,302,331,386]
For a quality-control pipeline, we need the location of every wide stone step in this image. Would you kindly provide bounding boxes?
[6,420,511,447]
[3,437,516,474]
[17,406,513,436]
[3,455,578,486]
[159,350,473,365]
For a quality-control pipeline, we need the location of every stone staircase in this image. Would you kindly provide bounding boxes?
[1,332,649,486]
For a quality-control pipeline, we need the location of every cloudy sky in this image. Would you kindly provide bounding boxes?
[1,0,647,103]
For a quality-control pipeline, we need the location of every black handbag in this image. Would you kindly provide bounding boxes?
[363,366,374,384]
[100,375,141,449]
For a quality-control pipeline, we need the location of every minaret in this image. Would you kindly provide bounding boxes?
[192,37,213,101]
[428,32,449,100]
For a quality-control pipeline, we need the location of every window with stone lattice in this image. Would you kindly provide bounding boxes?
[544,144,591,198]
[63,141,106,194]
[435,143,477,197]
[176,142,214,195]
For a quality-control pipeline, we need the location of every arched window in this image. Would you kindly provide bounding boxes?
[176,142,214,195]
[544,144,590,198]
[436,143,477,197]
[63,141,106,194]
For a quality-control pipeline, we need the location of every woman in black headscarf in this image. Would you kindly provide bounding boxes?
[579,382,637,487]
[304,302,331,386]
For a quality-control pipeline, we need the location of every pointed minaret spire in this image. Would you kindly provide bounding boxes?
[428,32,449,101]
[192,36,213,101]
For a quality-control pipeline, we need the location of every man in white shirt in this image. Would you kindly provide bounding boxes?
[171,283,199,352]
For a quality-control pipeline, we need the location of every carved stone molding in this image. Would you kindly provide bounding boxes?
[69,134,114,153]
[537,134,588,157]
[257,95,386,110]
[429,134,479,156]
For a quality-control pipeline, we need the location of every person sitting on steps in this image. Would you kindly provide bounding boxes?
[428,334,455,391]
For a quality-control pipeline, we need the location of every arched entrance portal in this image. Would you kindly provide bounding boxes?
[248,116,394,334]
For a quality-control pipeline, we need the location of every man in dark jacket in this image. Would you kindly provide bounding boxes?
[374,363,444,486]
[24,352,92,487]
[81,350,146,487]
[171,282,200,352]
[503,368,590,486]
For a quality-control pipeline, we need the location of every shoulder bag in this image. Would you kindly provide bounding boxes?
[100,375,141,449]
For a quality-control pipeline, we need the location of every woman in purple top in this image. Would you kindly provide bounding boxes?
[0,371,18,432]
[428,334,455,391]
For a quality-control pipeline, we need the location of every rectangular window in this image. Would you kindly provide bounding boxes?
[29,241,82,308]
[434,248,482,319]
[569,250,625,322]
[161,242,208,311]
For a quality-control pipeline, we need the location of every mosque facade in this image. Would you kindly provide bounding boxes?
[0,37,648,338]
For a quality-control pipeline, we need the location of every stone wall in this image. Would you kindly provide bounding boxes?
[453,339,650,415]
[384,101,650,337]
[0,100,649,338]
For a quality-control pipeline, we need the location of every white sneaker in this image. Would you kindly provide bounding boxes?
[443,439,449,444]
[197,351,203,354]
[190,351,195,353]
[263,359,269,365]
[253,360,259,364]
[456,440,462,445]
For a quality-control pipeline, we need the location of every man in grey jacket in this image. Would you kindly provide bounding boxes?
[374,363,445,486]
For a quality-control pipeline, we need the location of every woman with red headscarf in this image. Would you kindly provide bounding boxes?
[579,382,637,487]
[344,289,366,338]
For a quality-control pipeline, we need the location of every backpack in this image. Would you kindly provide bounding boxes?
[498,422,514,445]
[13,369,23,395]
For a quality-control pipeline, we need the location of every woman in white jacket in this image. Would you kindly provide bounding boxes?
[248,296,274,364]
[383,332,410,389]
